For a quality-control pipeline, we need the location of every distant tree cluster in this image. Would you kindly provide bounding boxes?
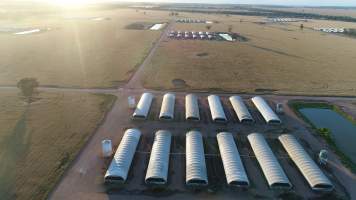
[17,78,39,103]
[169,12,179,16]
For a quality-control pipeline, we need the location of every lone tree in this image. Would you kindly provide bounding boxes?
[17,78,39,103]
[228,25,233,32]
[300,23,304,29]
[206,25,211,30]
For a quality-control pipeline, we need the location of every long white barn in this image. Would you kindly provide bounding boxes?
[159,93,175,120]
[145,130,172,185]
[186,130,208,186]
[104,129,141,183]
[217,132,250,187]
[251,96,281,124]
[185,94,200,121]
[207,95,227,123]
[229,96,254,123]
[247,133,292,189]
[279,134,334,191]
[132,93,154,119]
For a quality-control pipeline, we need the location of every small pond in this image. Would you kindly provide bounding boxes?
[299,108,356,163]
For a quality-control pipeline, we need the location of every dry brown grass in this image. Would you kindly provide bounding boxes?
[0,8,171,88]
[0,90,116,200]
[142,13,356,96]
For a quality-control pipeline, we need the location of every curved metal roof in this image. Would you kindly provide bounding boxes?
[251,96,281,124]
[185,94,200,121]
[207,95,227,123]
[104,129,141,183]
[217,132,250,187]
[159,93,175,120]
[133,93,153,119]
[229,96,254,123]
[186,131,208,186]
[247,133,291,189]
[278,134,333,191]
[145,130,172,185]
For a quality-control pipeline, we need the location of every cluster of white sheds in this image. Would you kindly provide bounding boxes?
[104,129,333,191]
[168,30,216,40]
[314,27,345,33]
[132,93,281,125]
[267,18,307,22]
[176,18,212,23]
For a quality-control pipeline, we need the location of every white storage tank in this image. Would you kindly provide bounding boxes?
[102,139,113,158]
[128,96,136,109]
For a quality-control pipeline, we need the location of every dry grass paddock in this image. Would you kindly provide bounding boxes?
[0,90,116,200]
[142,13,356,96]
[0,8,171,88]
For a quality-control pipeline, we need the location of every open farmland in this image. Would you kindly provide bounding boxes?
[142,13,356,96]
[0,8,170,88]
[0,90,116,200]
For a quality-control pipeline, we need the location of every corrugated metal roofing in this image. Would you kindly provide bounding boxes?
[159,93,175,120]
[207,95,227,123]
[229,96,254,123]
[104,129,141,183]
[133,93,154,119]
[186,130,208,186]
[185,94,200,121]
[217,132,250,187]
[247,133,292,189]
[251,96,281,124]
[145,130,172,185]
[279,134,334,191]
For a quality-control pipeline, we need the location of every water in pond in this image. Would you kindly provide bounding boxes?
[299,108,356,163]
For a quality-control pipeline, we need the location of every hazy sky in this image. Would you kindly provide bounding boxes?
[16,0,356,7]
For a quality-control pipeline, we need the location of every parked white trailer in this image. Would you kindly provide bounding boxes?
[104,129,141,183]
[247,133,292,189]
[145,130,172,185]
[251,96,281,124]
[132,93,153,119]
[217,132,250,187]
[279,134,334,191]
[186,131,208,186]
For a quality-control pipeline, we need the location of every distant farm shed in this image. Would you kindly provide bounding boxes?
[251,96,281,124]
[159,93,175,120]
[229,96,254,123]
[145,130,172,185]
[132,93,153,119]
[217,132,250,187]
[207,95,227,123]
[279,134,334,191]
[186,131,208,186]
[104,129,141,183]
[185,94,200,121]
[247,133,291,189]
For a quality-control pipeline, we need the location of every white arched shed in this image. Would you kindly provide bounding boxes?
[186,131,208,186]
[278,134,333,191]
[229,96,254,123]
[104,129,141,183]
[185,94,200,121]
[251,96,281,124]
[207,95,227,123]
[159,93,175,120]
[132,93,154,119]
[247,133,291,189]
[145,130,172,185]
[217,132,250,187]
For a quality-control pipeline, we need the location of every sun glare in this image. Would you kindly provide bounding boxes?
[52,0,89,7]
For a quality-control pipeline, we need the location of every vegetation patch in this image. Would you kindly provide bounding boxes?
[288,100,356,173]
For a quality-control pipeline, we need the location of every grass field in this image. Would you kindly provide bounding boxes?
[142,13,356,96]
[0,90,116,200]
[0,8,170,88]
